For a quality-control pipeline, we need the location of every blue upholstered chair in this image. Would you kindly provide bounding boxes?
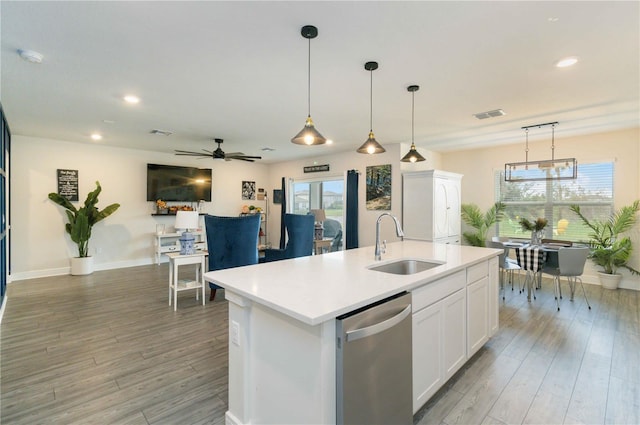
[205,214,261,301]
[262,213,314,263]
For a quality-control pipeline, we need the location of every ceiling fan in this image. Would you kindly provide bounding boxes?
[175,138,262,162]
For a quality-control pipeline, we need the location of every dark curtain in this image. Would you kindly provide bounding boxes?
[279,177,287,249]
[345,170,359,249]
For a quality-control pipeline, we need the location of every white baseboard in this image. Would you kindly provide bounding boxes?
[0,295,6,324]
[9,258,156,281]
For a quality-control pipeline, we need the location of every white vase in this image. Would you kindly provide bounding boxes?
[70,256,94,275]
[598,272,622,290]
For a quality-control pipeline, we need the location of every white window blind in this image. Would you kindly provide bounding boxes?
[495,162,614,242]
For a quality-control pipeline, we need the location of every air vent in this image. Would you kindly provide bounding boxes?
[150,129,173,136]
[473,109,506,120]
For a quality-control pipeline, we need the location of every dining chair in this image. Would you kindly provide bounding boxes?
[204,214,261,301]
[542,246,591,311]
[262,213,315,262]
[323,219,343,252]
[515,245,546,301]
[487,241,521,300]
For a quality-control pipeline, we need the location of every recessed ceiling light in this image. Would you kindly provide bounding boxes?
[103,119,116,124]
[149,129,173,136]
[547,17,559,22]
[17,49,43,63]
[91,133,103,141]
[261,147,276,152]
[556,57,579,68]
[326,139,334,145]
[123,95,140,104]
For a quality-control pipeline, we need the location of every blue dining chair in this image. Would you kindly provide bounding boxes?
[205,214,261,301]
[262,213,315,263]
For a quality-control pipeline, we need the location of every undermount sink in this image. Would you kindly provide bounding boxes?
[368,259,444,275]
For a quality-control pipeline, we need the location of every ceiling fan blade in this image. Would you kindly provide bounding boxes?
[231,157,256,162]
[227,155,262,160]
[175,150,209,157]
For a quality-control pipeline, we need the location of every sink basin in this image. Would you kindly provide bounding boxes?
[368,259,444,275]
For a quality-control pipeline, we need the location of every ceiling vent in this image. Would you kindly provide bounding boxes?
[473,109,506,120]
[150,129,173,136]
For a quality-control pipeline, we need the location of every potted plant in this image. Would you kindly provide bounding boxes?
[519,217,548,245]
[48,181,120,275]
[461,202,506,247]
[570,200,640,289]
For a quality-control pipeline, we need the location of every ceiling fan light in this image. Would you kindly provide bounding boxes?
[401,143,426,163]
[356,131,386,154]
[291,116,327,145]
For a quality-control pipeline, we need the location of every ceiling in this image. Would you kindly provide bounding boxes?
[1,1,638,163]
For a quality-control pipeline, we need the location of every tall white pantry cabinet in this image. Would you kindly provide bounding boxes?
[402,170,463,244]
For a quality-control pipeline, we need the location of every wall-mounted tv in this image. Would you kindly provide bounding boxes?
[146,164,212,202]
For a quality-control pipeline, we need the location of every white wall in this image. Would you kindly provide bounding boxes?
[265,144,441,249]
[11,135,269,279]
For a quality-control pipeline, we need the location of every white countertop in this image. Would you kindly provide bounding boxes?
[204,240,500,326]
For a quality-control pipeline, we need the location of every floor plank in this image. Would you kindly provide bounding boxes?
[2,265,639,424]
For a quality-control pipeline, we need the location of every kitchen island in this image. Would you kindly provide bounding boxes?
[204,240,500,425]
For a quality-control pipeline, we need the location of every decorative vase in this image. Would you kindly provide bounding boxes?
[70,256,94,275]
[598,272,622,290]
[531,230,544,245]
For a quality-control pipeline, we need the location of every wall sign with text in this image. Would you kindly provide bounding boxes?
[303,164,330,173]
[57,169,79,201]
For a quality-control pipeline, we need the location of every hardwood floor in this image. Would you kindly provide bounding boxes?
[2,265,638,424]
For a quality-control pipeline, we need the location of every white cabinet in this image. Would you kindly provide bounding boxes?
[412,270,467,413]
[402,170,463,244]
[488,256,499,336]
[466,261,490,357]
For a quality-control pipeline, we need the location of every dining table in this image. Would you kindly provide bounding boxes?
[503,242,564,301]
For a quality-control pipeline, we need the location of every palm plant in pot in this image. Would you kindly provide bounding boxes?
[570,200,640,289]
[461,202,506,247]
[48,181,120,275]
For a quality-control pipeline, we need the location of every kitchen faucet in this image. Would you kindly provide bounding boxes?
[375,213,404,261]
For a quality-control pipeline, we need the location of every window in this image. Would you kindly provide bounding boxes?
[496,162,614,242]
[292,178,344,227]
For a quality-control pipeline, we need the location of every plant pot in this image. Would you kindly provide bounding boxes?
[598,272,622,290]
[70,256,94,275]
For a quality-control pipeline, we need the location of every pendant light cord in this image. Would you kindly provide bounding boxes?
[525,128,529,163]
[551,123,555,160]
[369,69,373,131]
[307,37,311,117]
[411,91,415,143]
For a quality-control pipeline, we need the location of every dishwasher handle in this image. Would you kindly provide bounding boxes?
[345,304,411,342]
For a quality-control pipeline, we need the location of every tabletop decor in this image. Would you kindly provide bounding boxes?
[519,217,548,245]
[570,200,640,289]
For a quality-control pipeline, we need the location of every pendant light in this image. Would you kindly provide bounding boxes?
[357,61,385,154]
[504,121,577,182]
[291,25,326,146]
[401,85,426,163]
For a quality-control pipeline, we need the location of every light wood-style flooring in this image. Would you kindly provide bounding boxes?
[2,264,639,424]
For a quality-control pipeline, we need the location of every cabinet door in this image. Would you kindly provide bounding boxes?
[403,174,432,240]
[433,179,448,239]
[488,257,499,336]
[445,180,461,237]
[467,276,489,357]
[412,302,443,413]
[443,289,466,380]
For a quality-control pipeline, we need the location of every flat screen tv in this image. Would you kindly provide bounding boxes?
[146,164,212,202]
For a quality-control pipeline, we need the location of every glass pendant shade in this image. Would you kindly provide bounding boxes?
[357,131,386,154]
[291,116,326,145]
[401,142,426,163]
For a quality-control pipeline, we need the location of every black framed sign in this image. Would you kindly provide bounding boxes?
[303,164,330,173]
[57,169,79,201]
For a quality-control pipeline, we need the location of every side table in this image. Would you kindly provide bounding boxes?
[167,251,208,311]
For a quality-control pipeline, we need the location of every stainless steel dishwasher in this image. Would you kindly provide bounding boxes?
[336,291,412,425]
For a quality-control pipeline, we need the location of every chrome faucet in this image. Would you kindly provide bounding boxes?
[375,213,405,261]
